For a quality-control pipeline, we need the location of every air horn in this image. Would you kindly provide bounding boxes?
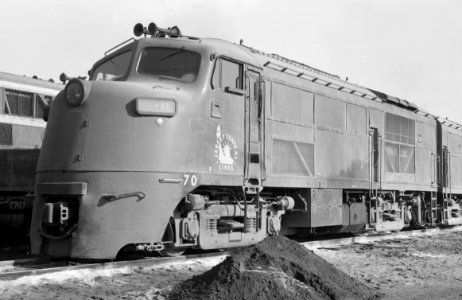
[133,22,182,38]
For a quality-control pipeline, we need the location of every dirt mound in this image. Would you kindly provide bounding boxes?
[169,235,381,300]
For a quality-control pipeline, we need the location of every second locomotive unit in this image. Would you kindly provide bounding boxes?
[30,23,462,259]
[0,72,61,236]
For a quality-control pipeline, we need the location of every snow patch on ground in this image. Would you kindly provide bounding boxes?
[0,266,133,290]
[0,255,226,291]
[411,252,448,258]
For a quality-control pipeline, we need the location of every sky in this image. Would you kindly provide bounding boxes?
[1,0,461,122]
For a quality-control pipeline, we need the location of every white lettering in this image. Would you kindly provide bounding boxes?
[183,174,198,186]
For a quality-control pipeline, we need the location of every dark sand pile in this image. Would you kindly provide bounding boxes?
[169,235,381,300]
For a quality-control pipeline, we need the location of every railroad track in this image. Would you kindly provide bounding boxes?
[0,251,230,281]
[1,225,462,282]
[301,224,462,250]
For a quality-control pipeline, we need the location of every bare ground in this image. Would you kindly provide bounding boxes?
[313,230,462,300]
[1,229,462,299]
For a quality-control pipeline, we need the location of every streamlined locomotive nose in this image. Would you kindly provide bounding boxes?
[30,78,199,258]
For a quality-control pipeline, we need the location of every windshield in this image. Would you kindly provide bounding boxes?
[137,47,201,83]
[91,50,132,81]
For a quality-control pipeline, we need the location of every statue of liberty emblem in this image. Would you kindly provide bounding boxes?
[214,125,238,171]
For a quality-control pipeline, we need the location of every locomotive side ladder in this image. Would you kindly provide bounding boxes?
[441,146,450,222]
[243,67,264,193]
[369,127,380,196]
[368,127,381,228]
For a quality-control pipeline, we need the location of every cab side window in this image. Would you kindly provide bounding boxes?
[212,58,243,90]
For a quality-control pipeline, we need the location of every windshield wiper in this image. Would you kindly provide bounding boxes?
[159,47,185,61]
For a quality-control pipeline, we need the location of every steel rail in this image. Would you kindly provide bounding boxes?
[2,225,462,281]
[0,257,50,267]
[301,225,462,250]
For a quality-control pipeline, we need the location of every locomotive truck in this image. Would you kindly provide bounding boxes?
[30,23,462,259]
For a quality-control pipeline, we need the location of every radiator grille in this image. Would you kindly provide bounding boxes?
[0,123,44,149]
[4,89,51,119]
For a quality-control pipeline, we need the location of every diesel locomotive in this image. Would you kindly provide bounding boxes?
[30,23,462,259]
[0,72,61,236]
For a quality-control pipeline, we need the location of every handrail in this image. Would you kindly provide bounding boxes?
[101,191,146,202]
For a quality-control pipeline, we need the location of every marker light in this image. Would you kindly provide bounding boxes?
[135,98,176,117]
[65,79,90,107]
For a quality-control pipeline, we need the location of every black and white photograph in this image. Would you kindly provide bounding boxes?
[0,0,461,299]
